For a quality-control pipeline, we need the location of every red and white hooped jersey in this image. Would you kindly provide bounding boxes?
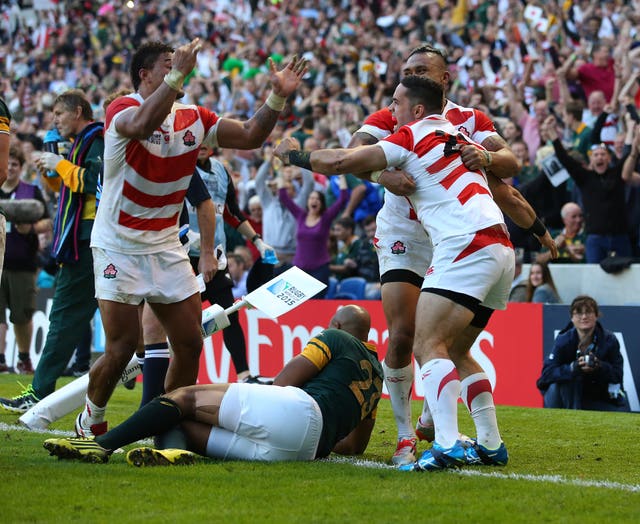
[357,101,499,222]
[92,93,221,254]
[377,115,504,246]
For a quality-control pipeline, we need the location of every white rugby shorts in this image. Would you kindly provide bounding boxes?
[422,225,515,311]
[375,206,433,278]
[92,246,200,305]
[205,383,323,461]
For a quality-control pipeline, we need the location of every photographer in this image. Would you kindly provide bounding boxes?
[537,296,630,412]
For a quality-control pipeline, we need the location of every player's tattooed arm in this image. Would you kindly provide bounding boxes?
[478,134,519,179]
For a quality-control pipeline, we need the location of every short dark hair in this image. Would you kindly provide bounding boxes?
[407,44,448,66]
[570,295,600,317]
[54,90,93,121]
[564,100,584,121]
[335,216,355,231]
[130,41,174,91]
[400,75,444,115]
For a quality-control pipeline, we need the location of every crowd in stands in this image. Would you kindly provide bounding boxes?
[3,0,640,304]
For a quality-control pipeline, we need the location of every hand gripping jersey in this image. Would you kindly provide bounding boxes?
[377,115,504,245]
[357,102,499,224]
[92,93,221,254]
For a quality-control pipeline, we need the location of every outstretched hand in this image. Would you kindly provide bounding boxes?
[269,55,309,98]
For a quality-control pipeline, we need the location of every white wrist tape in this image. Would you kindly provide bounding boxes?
[164,70,185,91]
[265,91,286,111]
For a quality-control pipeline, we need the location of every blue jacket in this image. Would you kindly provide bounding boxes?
[536,321,624,401]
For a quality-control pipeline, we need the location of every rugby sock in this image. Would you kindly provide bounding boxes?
[420,359,460,449]
[97,396,182,451]
[460,372,502,449]
[382,360,415,440]
[140,344,170,407]
[82,395,106,427]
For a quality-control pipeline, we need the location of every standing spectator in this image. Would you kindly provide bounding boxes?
[542,115,632,263]
[254,154,313,267]
[537,295,629,412]
[561,100,592,162]
[75,40,306,437]
[525,262,561,304]
[0,147,52,374]
[278,172,348,297]
[0,96,10,283]
[244,195,263,262]
[0,90,103,413]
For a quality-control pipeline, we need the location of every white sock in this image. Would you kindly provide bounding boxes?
[82,395,106,427]
[418,397,434,429]
[460,372,502,449]
[420,359,460,448]
[382,360,414,440]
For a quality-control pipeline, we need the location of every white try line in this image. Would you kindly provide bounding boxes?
[327,455,640,493]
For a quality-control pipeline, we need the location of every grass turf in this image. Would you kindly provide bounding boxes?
[1,374,639,523]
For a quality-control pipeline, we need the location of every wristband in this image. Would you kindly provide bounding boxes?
[265,91,286,112]
[370,170,383,183]
[526,217,547,237]
[164,70,185,91]
[251,234,262,244]
[288,150,312,170]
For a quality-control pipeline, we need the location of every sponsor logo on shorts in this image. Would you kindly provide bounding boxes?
[103,263,118,279]
[267,279,305,306]
[426,266,434,276]
[390,240,406,255]
[183,130,196,147]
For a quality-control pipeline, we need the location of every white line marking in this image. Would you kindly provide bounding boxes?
[4,422,638,492]
[327,455,640,492]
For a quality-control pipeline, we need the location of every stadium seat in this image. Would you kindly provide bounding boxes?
[326,276,338,299]
[334,277,367,300]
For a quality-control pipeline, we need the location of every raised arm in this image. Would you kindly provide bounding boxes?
[116,39,203,139]
[274,137,388,176]
[214,57,308,150]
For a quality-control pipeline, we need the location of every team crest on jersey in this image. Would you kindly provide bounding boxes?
[390,241,406,255]
[183,130,196,147]
[457,125,470,137]
[103,264,118,279]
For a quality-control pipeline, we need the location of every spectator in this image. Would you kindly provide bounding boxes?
[278,172,348,297]
[508,249,527,303]
[537,202,587,264]
[0,146,52,373]
[329,216,361,281]
[227,253,248,300]
[254,154,313,267]
[525,262,561,304]
[542,115,633,263]
[245,195,263,262]
[537,295,630,412]
[346,214,381,300]
[561,100,592,162]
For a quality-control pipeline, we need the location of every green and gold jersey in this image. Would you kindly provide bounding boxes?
[0,98,11,136]
[300,328,383,457]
